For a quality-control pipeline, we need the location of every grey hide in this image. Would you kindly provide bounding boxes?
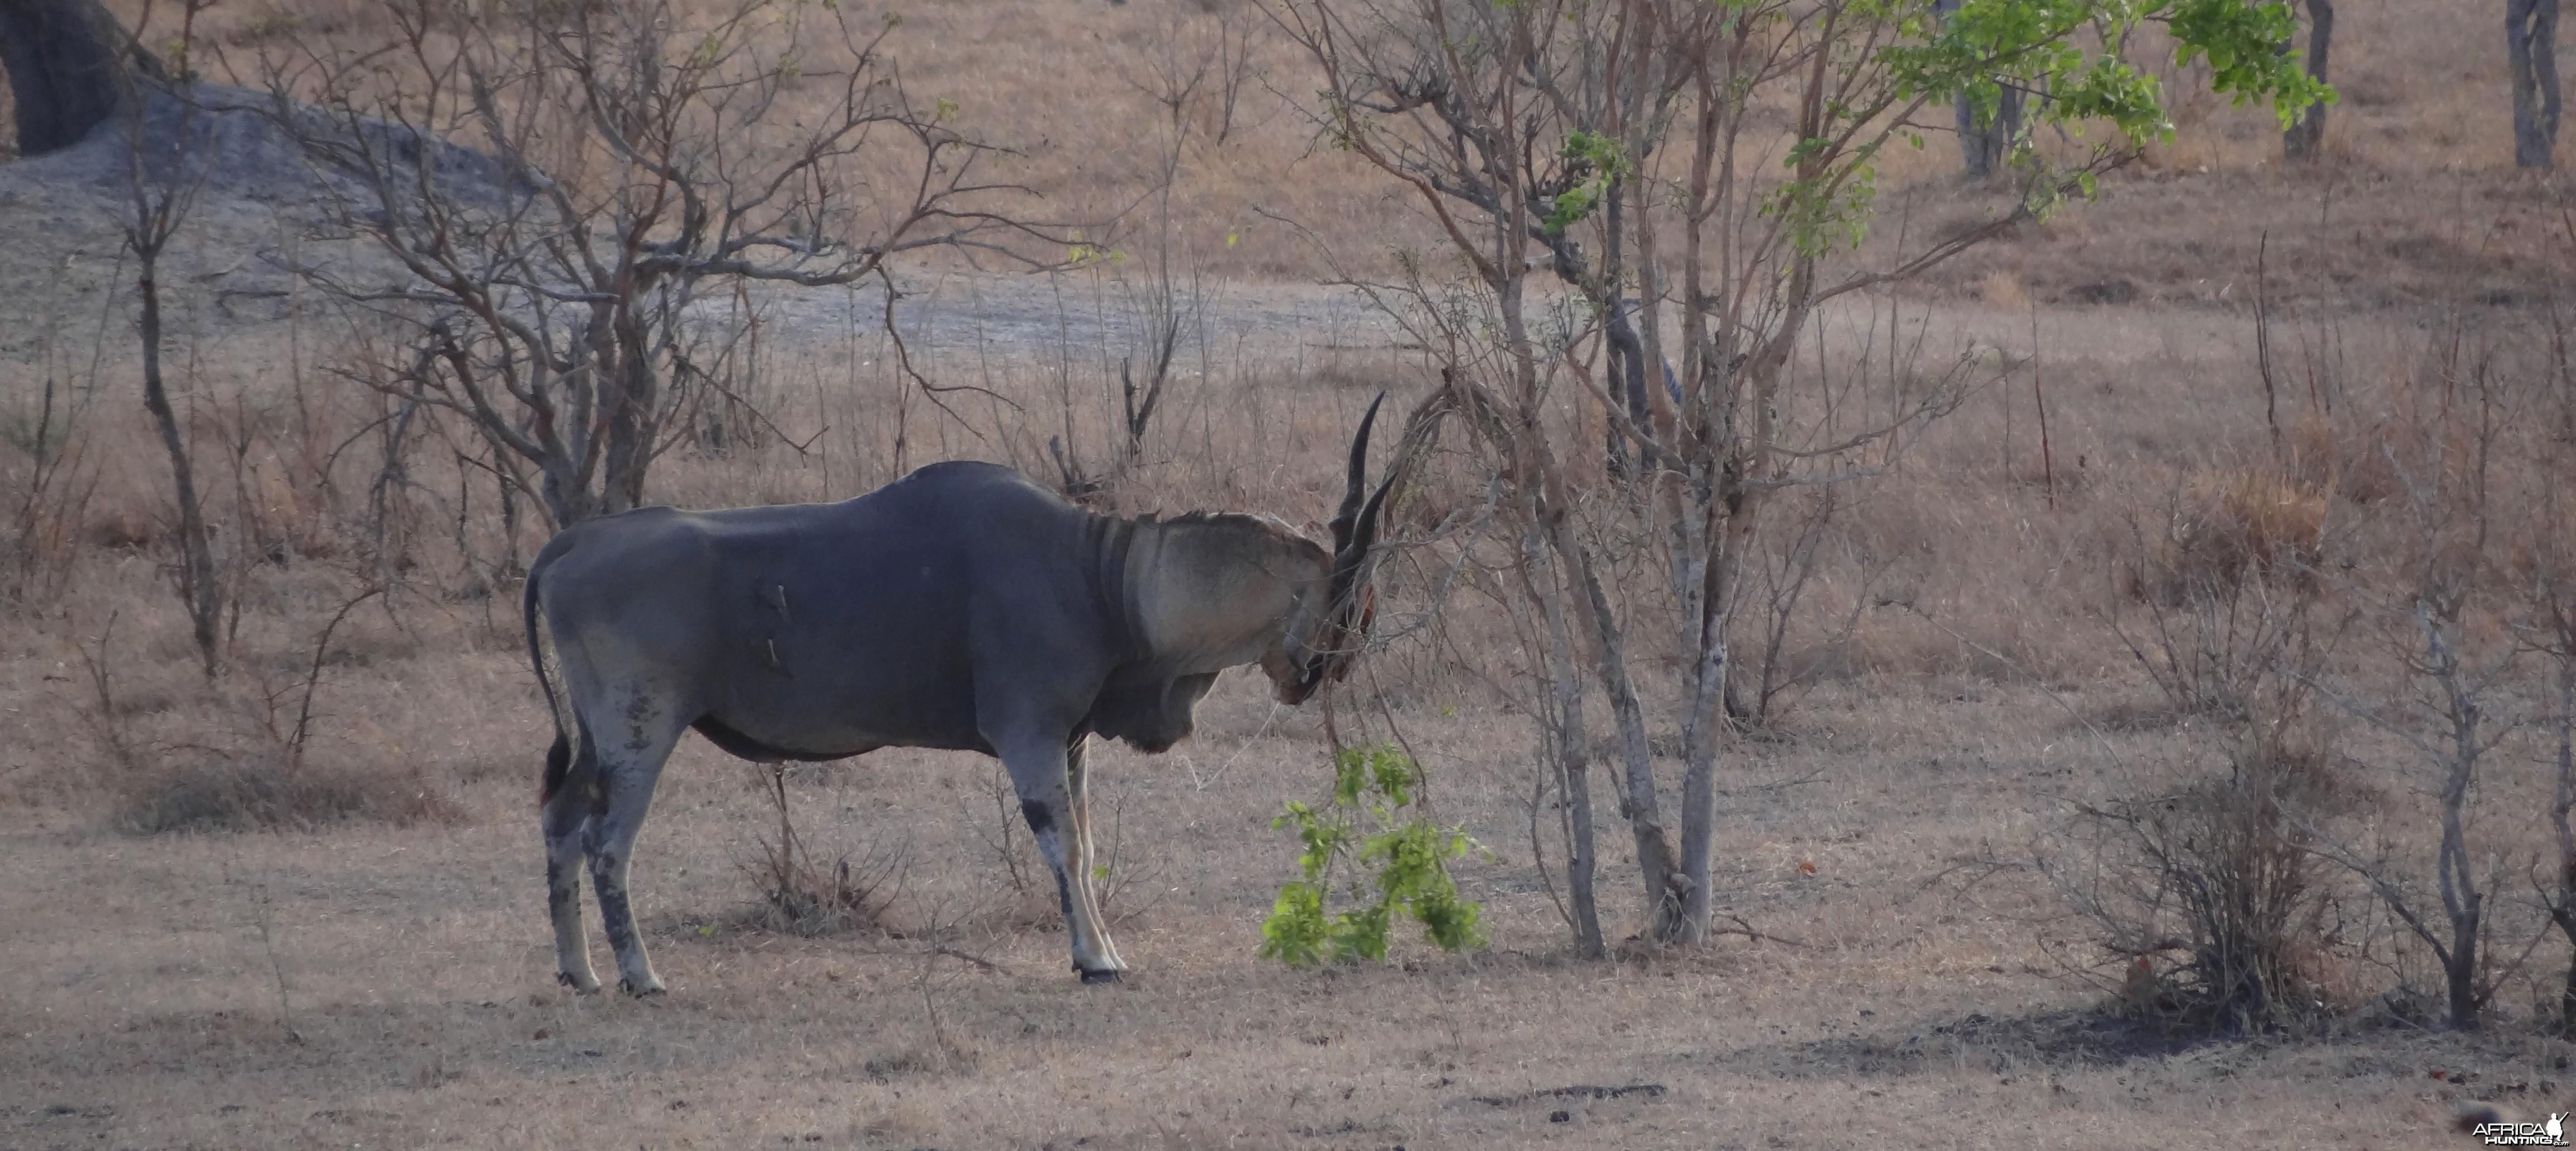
[523,399,1395,992]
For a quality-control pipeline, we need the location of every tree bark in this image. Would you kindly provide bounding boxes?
[0,0,131,155]
[602,306,656,518]
[2284,0,2334,162]
[1935,0,2021,180]
[135,232,222,678]
[1522,502,1604,959]
[1957,86,2022,181]
[2511,0,2563,168]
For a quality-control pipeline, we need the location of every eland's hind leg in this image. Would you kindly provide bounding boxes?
[581,698,689,996]
[541,733,601,993]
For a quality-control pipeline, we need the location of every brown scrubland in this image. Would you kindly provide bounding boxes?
[4,1,2576,1148]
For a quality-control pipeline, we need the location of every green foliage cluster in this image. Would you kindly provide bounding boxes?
[1543,130,1633,236]
[1522,0,2331,261]
[1259,746,1485,966]
[1887,0,2331,141]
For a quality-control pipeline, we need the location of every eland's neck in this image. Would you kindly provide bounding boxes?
[1119,514,1317,671]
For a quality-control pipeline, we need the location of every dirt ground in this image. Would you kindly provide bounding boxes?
[6,666,2559,1151]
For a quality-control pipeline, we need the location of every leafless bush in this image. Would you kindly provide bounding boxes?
[1114,8,1268,149]
[2531,306,2576,1039]
[2062,503,2344,1033]
[2296,330,2538,1032]
[1724,484,1892,728]
[744,764,903,935]
[2048,747,2332,1034]
[118,753,453,833]
[73,565,446,833]
[968,754,1156,927]
[2116,540,2343,729]
[973,761,1046,903]
[74,612,140,773]
[0,258,106,607]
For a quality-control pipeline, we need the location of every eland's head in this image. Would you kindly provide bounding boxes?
[1261,392,1398,705]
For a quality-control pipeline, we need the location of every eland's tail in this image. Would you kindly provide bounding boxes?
[524,562,574,804]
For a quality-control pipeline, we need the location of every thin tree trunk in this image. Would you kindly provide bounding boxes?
[498,466,524,579]
[2512,0,2563,169]
[1524,508,1604,958]
[1597,181,1653,480]
[135,240,221,678]
[1513,287,1681,939]
[601,307,655,517]
[1955,86,2021,180]
[2284,0,2334,162]
[1545,510,1683,939]
[1677,500,1758,943]
[2432,612,2486,1030]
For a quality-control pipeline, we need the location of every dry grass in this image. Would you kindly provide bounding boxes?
[115,755,455,833]
[5,281,2573,1146]
[7,0,2576,1145]
[6,677,2561,1150]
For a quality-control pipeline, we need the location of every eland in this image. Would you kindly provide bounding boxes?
[522,396,1399,992]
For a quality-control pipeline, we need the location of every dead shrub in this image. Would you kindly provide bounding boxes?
[2119,584,2340,725]
[118,756,454,834]
[2285,411,2403,506]
[2116,513,2346,726]
[2049,746,2332,1034]
[744,765,903,935]
[2075,507,2346,1033]
[2134,468,2326,604]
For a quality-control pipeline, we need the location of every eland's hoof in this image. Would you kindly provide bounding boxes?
[619,977,666,997]
[1078,967,1126,986]
[559,972,602,994]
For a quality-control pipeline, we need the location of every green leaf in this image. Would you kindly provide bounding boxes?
[1261,745,1484,967]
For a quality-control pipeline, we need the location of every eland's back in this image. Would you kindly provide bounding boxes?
[531,460,1127,762]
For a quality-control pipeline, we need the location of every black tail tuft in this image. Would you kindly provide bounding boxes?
[541,732,571,805]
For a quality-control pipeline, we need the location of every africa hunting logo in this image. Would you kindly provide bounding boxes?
[2474,1114,2572,1147]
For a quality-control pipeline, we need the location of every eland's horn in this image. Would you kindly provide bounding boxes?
[1338,467,1399,581]
[1329,392,1388,556]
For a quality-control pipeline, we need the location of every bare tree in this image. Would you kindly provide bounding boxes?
[256,0,1064,528]
[2511,0,2563,168]
[2303,366,2525,1031]
[1268,0,2326,949]
[2544,550,2576,1035]
[113,2,226,678]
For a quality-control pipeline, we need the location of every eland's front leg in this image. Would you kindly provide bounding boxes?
[1064,734,1124,972]
[1001,734,1126,982]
